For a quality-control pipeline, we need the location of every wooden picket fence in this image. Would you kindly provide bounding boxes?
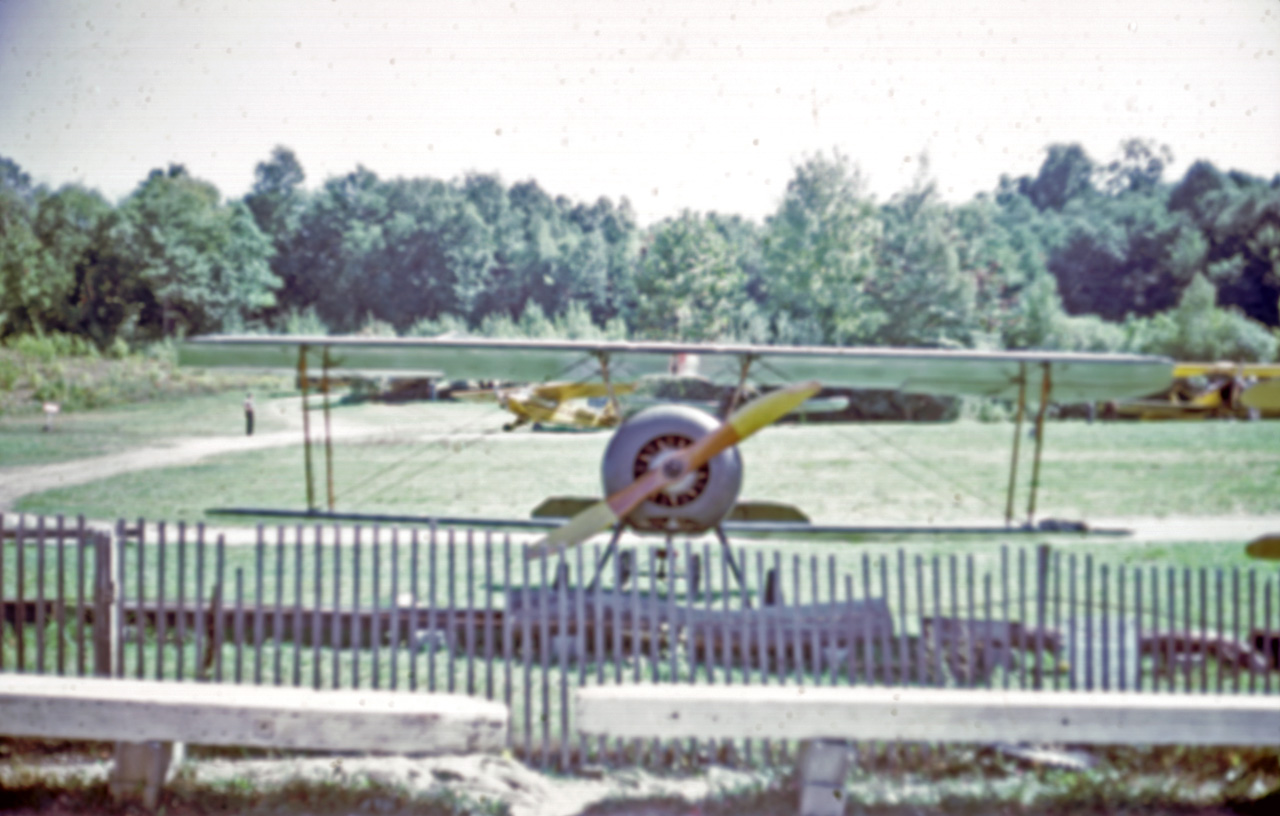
[4,514,1280,769]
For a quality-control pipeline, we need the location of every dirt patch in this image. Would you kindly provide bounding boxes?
[0,753,768,816]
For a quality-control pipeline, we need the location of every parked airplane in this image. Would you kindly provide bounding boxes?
[451,380,638,431]
[1113,362,1280,420]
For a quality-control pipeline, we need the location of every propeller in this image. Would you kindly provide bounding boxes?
[525,379,822,559]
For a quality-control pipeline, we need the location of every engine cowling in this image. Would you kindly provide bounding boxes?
[600,404,743,534]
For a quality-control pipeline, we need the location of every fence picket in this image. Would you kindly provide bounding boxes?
[502,535,513,750]
[55,517,66,675]
[214,534,226,682]
[253,525,264,685]
[36,518,46,674]
[429,527,438,693]
[176,522,188,682]
[17,517,27,673]
[351,527,362,688]
[330,527,342,688]
[466,531,476,697]
[487,534,497,702]
[410,529,421,692]
[312,527,324,690]
[234,567,245,683]
[388,528,399,690]
[371,529,382,690]
[193,524,205,682]
[75,517,87,677]
[153,522,164,680]
[294,526,304,689]
[448,529,457,694]
[521,546,532,760]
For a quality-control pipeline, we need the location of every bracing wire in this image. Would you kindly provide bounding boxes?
[336,353,606,507]
[754,356,1002,517]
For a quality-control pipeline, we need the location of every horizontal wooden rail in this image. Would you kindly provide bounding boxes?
[0,673,507,754]
[577,684,1280,746]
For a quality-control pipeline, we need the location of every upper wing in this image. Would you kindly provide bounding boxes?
[180,335,1173,403]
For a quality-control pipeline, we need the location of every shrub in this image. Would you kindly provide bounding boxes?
[9,331,98,362]
[1123,274,1279,361]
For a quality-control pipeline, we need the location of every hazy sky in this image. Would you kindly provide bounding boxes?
[1,0,1277,225]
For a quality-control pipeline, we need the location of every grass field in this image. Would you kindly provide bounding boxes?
[0,390,295,467]
[8,396,1279,523]
[6,394,1280,813]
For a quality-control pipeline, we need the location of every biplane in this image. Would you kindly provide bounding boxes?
[180,336,1175,578]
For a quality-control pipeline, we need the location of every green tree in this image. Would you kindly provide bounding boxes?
[1018,143,1096,211]
[113,165,277,339]
[869,167,976,347]
[244,146,309,321]
[0,157,51,338]
[566,196,641,324]
[632,211,745,341]
[287,169,495,331]
[951,197,1041,345]
[1168,163,1280,327]
[32,184,121,344]
[1047,192,1204,320]
[1097,139,1174,196]
[762,152,882,344]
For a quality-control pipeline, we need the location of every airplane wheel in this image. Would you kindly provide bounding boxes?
[502,422,515,432]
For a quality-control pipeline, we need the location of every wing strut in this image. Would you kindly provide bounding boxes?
[1026,362,1053,524]
[1004,363,1028,526]
[297,345,316,511]
[594,352,620,419]
[724,354,758,418]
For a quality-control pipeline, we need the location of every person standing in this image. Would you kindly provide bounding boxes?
[244,393,255,436]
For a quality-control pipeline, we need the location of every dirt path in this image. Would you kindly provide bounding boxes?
[0,398,395,513]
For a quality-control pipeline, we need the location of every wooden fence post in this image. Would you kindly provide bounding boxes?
[92,531,119,678]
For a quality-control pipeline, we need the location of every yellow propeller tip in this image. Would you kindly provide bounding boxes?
[526,501,621,559]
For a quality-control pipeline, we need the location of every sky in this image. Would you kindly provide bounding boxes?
[0,0,1277,226]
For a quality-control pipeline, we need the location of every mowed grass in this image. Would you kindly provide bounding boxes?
[13,398,1279,525]
[0,389,293,466]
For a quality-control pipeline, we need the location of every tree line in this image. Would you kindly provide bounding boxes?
[2,138,1278,362]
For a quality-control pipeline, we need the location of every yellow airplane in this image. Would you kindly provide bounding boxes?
[1113,362,1280,420]
[454,381,637,431]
